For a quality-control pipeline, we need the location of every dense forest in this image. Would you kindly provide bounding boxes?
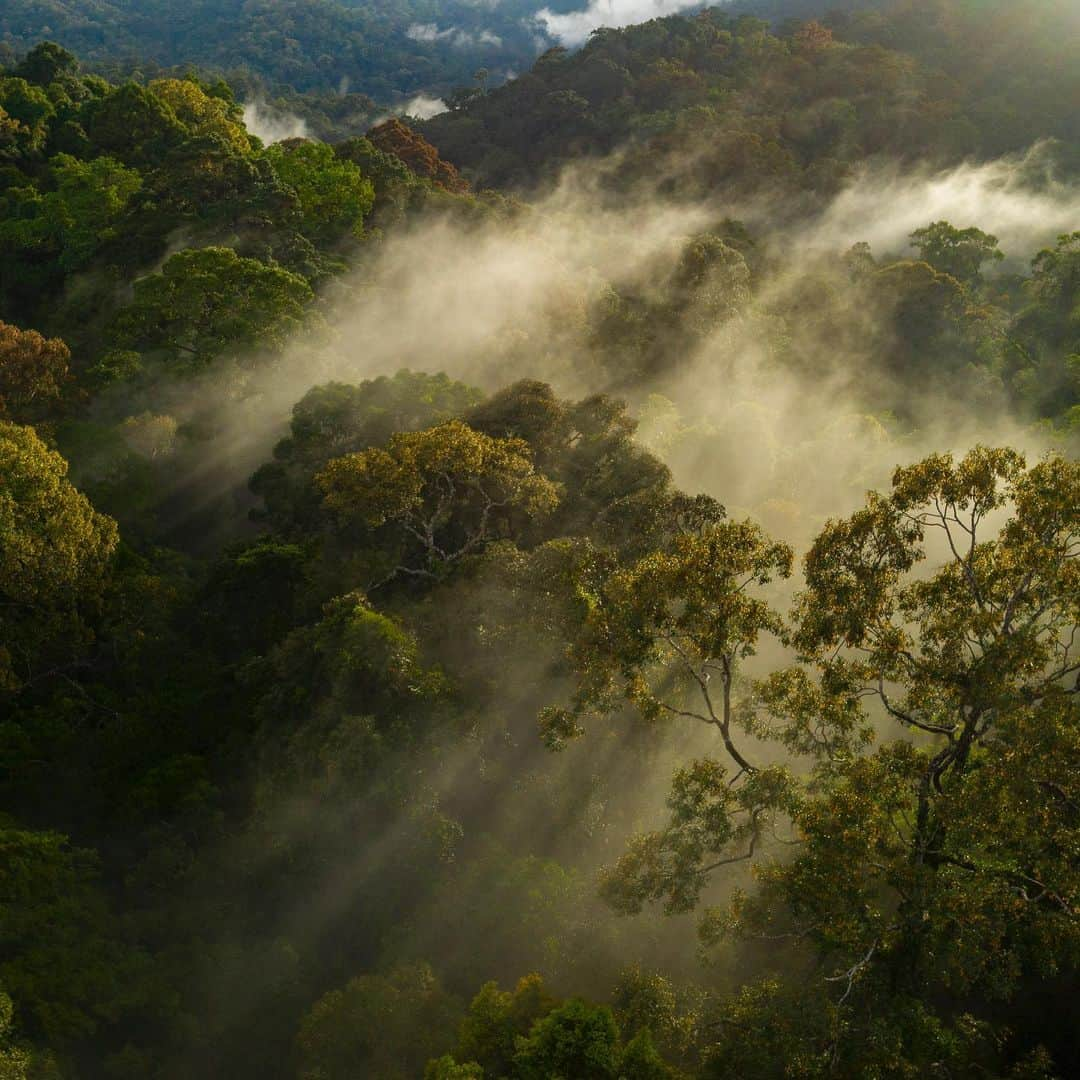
[1,1,1078,1077]
[0,0,556,101]
[420,0,1079,189]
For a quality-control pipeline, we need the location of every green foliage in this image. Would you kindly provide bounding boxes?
[420,2,1080,193]
[1010,232,1080,422]
[108,246,313,372]
[621,1029,677,1080]
[82,82,186,167]
[250,372,482,535]
[612,966,701,1069]
[513,997,622,1080]
[0,78,53,158]
[295,964,461,1080]
[909,221,1004,287]
[536,513,793,892]
[699,977,1057,1079]
[437,976,682,1079]
[317,419,559,584]
[12,42,78,88]
[0,57,475,347]
[0,323,70,424]
[0,988,34,1079]
[257,590,446,751]
[456,974,557,1077]
[148,77,250,154]
[698,448,1080,1072]
[200,538,310,659]
[264,141,374,243]
[0,3,547,99]
[0,153,141,274]
[0,823,131,1045]
[0,421,117,690]
[0,24,1077,1080]
[425,1056,484,1080]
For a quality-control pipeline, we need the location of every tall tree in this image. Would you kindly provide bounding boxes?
[909,221,1004,287]
[0,421,117,691]
[317,419,559,586]
[0,323,71,423]
[711,449,1075,1073]
[108,246,313,372]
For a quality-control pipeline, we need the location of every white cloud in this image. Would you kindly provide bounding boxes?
[406,22,503,49]
[535,0,704,48]
[242,101,307,144]
[406,21,443,42]
[804,143,1080,261]
[404,93,449,120]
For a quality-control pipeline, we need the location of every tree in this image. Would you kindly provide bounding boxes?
[254,590,451,808]
[793,21,835,52]
[295,964,461,1080]
[868,258,970,378]
[667,234,751,335]
[534,447,1077,1072]
[1009,232,1080,422]
[334,137,412,193]
[695,975,1048,1079]
[83,82,187,167]
[455,974,556,1077]
[909,221,1004,287]
[12,42,79,88]
[366,119,470,194]
[701,448,1080,1072]
[199,538,309,659]
[290,374,482,462]
[0,78,54,158]
[108,246,313,371]
[436,977,679,1079]
[0,323,71,423]
[513,998,621,1080]
[612,965,701,1069]
[265,140,374,243]
[536,518,794,913]
[424,1057,483,1079]
[0,421,117,690]
[250,372,481,535]
[620,1029,677,1080]
[148,77,251,155]
[317,419,559,586]
[465,382,677,554]
[0,824,129,1045]
[0,153,142,275]
[0,987,34,1080]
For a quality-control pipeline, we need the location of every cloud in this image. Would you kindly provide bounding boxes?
[241,100,307,145]
[138,143,1074,564]
[404,93,449,120]
[535,0,705,48]
[803,143,1080,261]
[406,22,445,42]
[406,22,504,49]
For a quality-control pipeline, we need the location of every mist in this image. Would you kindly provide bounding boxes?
[131,139,1074,563]
[6,8,1079,1076]
[241,100,308,144]
[804,142,1080,262]
[406,22,504,48]
[535,0,709,46]
[403,93,449,119]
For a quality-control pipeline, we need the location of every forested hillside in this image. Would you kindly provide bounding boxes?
[0,0,553,100]
[420,0,1080,189]
[1,2,1078,1077]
